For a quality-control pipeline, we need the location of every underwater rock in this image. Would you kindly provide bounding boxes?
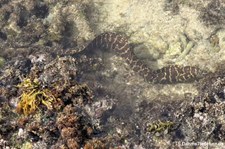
[200,0,225,26]
[174,68,225,145]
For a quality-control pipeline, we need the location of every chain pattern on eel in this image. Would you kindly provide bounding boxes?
[83,32,203,84]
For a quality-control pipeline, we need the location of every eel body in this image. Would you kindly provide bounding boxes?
[82,32,202,84]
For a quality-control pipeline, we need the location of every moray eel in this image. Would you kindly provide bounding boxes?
[79,32,203,84]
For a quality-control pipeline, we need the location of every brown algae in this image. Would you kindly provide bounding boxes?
[16,78,62,116]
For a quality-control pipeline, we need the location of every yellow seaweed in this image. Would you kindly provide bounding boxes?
[16,78,61,116]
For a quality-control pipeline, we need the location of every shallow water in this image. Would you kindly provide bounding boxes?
[1,0,225,148]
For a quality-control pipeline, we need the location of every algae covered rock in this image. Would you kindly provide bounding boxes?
[0,57,5,68]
